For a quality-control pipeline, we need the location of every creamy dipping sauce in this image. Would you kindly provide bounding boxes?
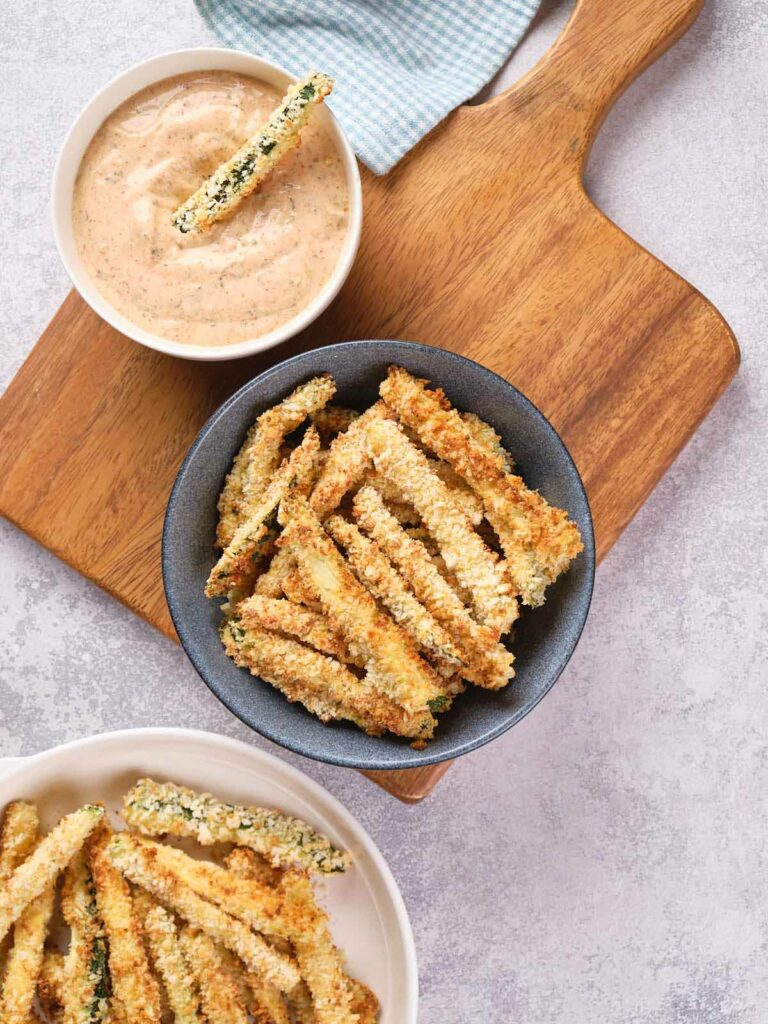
[72,71,350,347]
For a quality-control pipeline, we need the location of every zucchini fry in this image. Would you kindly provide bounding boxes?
[309,402,394,518]
[236,595,356,664]
[254,546,296,598]
[61,849,110,1024]
[39,949,66,1022]
[206,427,320,597]
[365,417,516,634]
[310,406,359,441]
[178,927,248,1024]
[224,850,292,1024]
[348,978,380,1024]
[224,848,283,889]
[106,834,299,992]
[380,366,583,606]
[223,621,432,740]
[0,805,104,945]
[142,902,203,1024]
[217,376,335,548]
[461,411,514,471]
[0,876,56,1024]
[121,778,348,875]
[0,801,39,879]
[279,872,356,1024]
[172,72,334,234]
[325,515,463,677]
[353,487,514,688]
[280,494,446,716]
[87,819,162,1024]
[279,568,324,611]
[108,835,288,940]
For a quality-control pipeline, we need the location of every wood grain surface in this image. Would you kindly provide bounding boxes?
[0,0,738,802]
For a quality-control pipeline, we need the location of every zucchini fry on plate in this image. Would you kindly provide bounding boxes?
[121,777,348,875]
[172,72,334,234]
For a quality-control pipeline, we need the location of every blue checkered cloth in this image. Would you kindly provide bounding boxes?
[195,0,540,174]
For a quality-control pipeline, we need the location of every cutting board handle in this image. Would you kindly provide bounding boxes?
[480,0,703,166]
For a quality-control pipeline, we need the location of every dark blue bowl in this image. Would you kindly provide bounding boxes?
[163,341,595,770]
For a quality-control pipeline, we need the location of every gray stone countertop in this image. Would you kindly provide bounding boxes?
[1,2,766,1020]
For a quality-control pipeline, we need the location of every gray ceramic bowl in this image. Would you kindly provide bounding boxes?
[163,341,595,770]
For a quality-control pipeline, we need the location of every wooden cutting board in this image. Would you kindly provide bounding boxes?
[0,0,738,801]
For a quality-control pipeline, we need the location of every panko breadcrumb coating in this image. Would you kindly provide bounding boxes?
[121,778,348,875]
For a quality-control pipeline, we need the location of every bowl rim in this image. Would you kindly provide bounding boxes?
[0,726,419,1021]
[50,46,363,362]
[163,340,596,769]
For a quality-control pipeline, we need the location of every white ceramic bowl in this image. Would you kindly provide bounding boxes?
[51,48,363,362]
[0,728,417,1023]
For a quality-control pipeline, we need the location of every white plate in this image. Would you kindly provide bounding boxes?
[0,727,417,1023]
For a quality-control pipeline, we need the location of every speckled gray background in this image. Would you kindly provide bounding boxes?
[1,2,766,1020]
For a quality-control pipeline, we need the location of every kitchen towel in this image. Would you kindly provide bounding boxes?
[195,0,540,174]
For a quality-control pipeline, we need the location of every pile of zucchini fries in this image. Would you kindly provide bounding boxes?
[0,779,376,1024]
[209,366,583,746]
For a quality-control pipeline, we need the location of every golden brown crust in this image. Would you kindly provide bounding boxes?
[237,594,356,664]
[353,487,514,689]
[106,833,300,991]
[280,494,445,716]
[216,376,334,548]
[365,416,516,634]
[207,427,320,597]
[325,515,463,678]
[178,927,248,1024]
[0,801,38,881]
[380,366,582,606]
[0,805,104,946]
[87,818,162,1024]
[222,620,433,740]
[0,878,55,1024]
[309,402,394,518]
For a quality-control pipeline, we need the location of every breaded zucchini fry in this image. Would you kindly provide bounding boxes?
[39,949,67,1022]
[172,72,334,234]
[236,595,355,664]
[310,406,359,441]
[224,847,283,889]
[223,620,434,739]
[142,902,203,1024]
[353,487,514,688]
[61,849,111,1024]
[216,376,335,548]
[0,877,56,1024]
[309,402,394,518]
[365,417,516,634]
[254,546,297,598]
[348,977,380,1024]
[207,427,321,597]
[178,927,248,1024]
[280,494,446,715]
[108,835,289,940]
[0,805,104,945]
[279,568,324,610]
[121,778,348,875]
[461,411,514,471]
[107,833,298,992]
[87,819,162,1024]
[223,851,292,1024]
[380,366,583,606]
[0,801,38,880]
[279,871,356,1024]
[325,515,463,677]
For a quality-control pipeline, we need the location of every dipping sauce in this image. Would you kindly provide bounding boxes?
[72,71,350,347]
